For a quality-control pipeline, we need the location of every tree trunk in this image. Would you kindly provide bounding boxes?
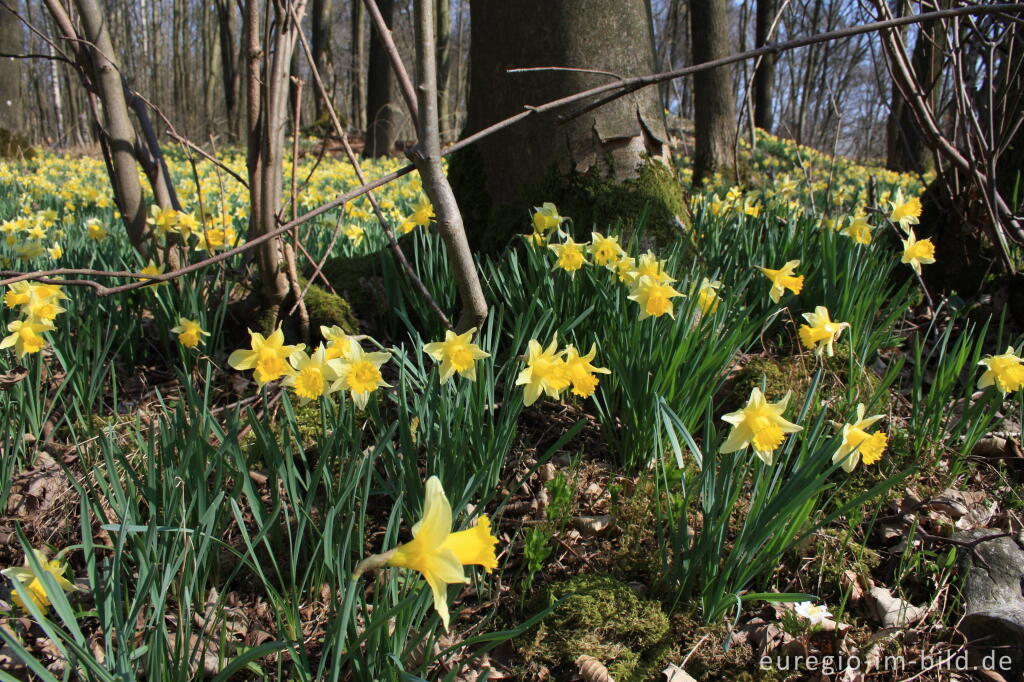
[690,0,736,184]
[435,0,451,143]
[886,9,942,172]
[455,0,670,251]
[216,0,238,139]
[312,0,333,125]
[753,0,776,132]
[73,0,151,254]
[350,0,365,131]
[364,0,396,157]
[0,1,22,135]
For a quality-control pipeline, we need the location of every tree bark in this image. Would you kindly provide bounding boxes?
[457,0,669,250]
[886,7,942,172]
[690,0,737,184]
[350,0,365,131]
[73,0,151,254]
[753,0,776,132]
[312,0,334,125]
[364,0,396,157]
[435,0,451,142]
[216,0,239,139]
[0,1,22,134]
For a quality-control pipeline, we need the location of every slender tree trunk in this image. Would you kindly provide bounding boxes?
[364,0,397,157]
[435,0,451,142]
[0,1,22,135]
[216,0,238,138]
[350,0,365,131]
[72,0,151,253]
[690,0,737,184]
[312,0,333,124]
[753,0,776,132]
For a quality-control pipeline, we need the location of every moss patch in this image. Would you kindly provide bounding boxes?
[727,344,888,415]
[298,277,358,336]
[524,575,673,681]
[452,144,688,252]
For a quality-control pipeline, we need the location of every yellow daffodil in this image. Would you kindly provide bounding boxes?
[798,306,848,356]
[330,338,390,409]
[978,347,1024,395]
[227,325,305,386]
[589,232,625,268]
[720,387,802,464]
[2,547,85,613]
[48,243,62,259]
[516,336,570,406]
[407,197,435,228]
[695,277,722,315]
[283,345,342,403]
[532,202,565,234]
[833,404,887,472]
[423,327,491,384]
[758,260,804,303]
[170,317,209,349]
[562,343,611,398]
[889,189,922,232]
[843,214,872,245]
[628,275,684,319]
[320,325,353,361]
[85,219,107,241]
[148,205,180,237]
[900,229,935,275]
[614,255,637,283]
[344,224,365,246]
[549,237,587,273]
[631,252,675,285]
[380,476,498,630]
[1,318,53,357]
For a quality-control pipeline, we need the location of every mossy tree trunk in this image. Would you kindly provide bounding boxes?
[690,0,737,185]
[454,0,671,251]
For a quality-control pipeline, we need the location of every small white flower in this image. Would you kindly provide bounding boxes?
[793,601,832,625]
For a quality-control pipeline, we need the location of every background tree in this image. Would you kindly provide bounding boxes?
[0,1,23,139]
[753,0,777,132]
[311,0,334,126]
[886,3,943,172]
[364,0,398,157]
[454,0,672,251]
[690,0,737,184]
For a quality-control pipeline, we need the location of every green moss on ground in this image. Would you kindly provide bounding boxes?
[524,575,674,681]
[728,344,888,416]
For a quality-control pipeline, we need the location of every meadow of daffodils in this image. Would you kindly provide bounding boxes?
[0,132,1022,680]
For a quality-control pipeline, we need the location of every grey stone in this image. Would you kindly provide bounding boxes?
[954,529,1024,679]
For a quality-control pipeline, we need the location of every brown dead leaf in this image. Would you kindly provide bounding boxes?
[661,663,697,681]
[865,587,928,627]
[0,366,28,391]
[571,515,613,537]
[576,655,614,682]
